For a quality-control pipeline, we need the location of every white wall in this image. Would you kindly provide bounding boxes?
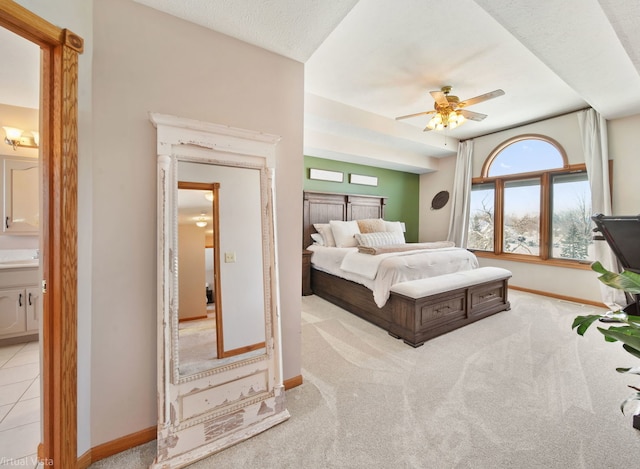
[608,113,640,214]
[420,111,640,304]
[90,0,303,447]
[419,156,456,242]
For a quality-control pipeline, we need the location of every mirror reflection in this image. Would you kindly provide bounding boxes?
[176,161,267,376]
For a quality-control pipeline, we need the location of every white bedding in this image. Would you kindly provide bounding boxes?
[307,244,479,308]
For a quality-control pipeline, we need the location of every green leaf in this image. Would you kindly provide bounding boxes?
[591,262,640,294]
[598,327,640,354]
[591,261,608,274]
[603,326,640,338]
[623,344,640,360]
[572,315,602,335]
[626,315,640,328]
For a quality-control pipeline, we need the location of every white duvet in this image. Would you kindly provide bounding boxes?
[307,245,479,308]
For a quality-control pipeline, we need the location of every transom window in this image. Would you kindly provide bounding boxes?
[468,135,594,265]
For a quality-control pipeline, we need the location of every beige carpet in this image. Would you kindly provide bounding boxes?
[178,317,218,375]
[90,290,640,468]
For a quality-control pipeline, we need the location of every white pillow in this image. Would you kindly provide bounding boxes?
[385,221,404,233]
[310,233,324,246]
[329,220,360,248]
[313,223,336,247]
[355,231,405,247]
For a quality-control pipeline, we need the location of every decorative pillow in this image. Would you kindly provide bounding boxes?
[310,233,324,246]
[357,218,386,233]
[385,220,404,233]
[355,231,405,247]
[313,223,336,247]
[329,220,360,248]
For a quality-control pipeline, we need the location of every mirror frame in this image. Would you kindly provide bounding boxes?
[150,113,289,468]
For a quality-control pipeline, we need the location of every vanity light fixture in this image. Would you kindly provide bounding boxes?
[204,191,214,202]
[2,126,39,150]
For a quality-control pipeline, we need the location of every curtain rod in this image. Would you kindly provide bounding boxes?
[460,106,592,142]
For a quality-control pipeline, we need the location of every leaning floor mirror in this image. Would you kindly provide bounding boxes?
[150,113,289,469]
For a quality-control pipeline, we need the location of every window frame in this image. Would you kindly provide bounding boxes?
[470,134,594,270]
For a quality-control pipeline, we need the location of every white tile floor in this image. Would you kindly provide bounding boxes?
[0,341,41,468]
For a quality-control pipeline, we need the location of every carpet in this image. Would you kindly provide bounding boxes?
[90,290,640,468]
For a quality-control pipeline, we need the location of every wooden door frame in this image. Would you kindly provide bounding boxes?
[0,2,81,468]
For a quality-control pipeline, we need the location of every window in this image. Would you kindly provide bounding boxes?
[468,135,594,265]
[468,183,495,251]
[503,179,540,256]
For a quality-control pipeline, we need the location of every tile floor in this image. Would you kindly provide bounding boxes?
[0,341,41,468]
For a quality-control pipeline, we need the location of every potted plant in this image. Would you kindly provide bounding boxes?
[572,261,640,429]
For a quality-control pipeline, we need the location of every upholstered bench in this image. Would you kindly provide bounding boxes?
[388,267,512,347]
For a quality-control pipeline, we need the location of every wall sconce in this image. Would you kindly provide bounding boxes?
[2,127,39,151]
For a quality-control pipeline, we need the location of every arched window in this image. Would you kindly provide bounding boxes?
[468,135,593,265]
[482,135,568,177]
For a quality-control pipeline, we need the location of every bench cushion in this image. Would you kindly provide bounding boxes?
[390,267,512,299]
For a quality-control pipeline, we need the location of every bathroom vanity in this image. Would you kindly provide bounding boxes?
[0,261,40,344]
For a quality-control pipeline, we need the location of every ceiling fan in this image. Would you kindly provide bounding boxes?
[396,85,505,131]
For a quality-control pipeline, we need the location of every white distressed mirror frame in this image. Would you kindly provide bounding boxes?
[150,113,289,468]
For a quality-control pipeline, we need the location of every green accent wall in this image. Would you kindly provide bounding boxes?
[303,156,420,242]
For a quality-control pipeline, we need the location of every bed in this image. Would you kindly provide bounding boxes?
[303,191,511,346]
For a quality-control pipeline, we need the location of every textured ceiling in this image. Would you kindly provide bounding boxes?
[134,0,640,172]
[133,0,360,62]
[3,1,639,173]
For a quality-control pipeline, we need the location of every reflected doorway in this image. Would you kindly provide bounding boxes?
[177,181,222,373]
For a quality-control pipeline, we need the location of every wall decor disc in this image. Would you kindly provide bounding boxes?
[431,190,450,210]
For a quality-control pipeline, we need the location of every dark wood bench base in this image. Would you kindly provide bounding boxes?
[310,268,511,348]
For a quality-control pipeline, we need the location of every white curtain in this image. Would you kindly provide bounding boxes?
[447,140,473,247]
[577,108,625,308]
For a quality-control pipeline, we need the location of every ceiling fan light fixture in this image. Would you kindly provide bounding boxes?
[396,86,504,132]
[194,213,208,228]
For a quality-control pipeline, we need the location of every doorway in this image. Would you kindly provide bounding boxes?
[0,2,82,468]
[0,25,41,466]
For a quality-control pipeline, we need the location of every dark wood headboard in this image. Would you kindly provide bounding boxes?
[303,191,387,248]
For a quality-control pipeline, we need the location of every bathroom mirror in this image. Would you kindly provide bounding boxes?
[151,113,289,468]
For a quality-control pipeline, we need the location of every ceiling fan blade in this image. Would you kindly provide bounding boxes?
[395,111,432,120]
[430,90,449,107]
[422,124,433,132]
[458,89,505,108]
[460,109,487,121]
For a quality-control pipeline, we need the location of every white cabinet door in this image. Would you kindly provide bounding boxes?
[26,287,41,332]
[0,288,26,336]
[3,159,39,234]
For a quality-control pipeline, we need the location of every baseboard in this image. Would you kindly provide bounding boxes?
[178,315,208,322]
[77,449,92,469]
[509,285,607,309]
[76,426,156,469]
[0,333,38,347]
[74,378,303,467]
[284,374,303,390]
